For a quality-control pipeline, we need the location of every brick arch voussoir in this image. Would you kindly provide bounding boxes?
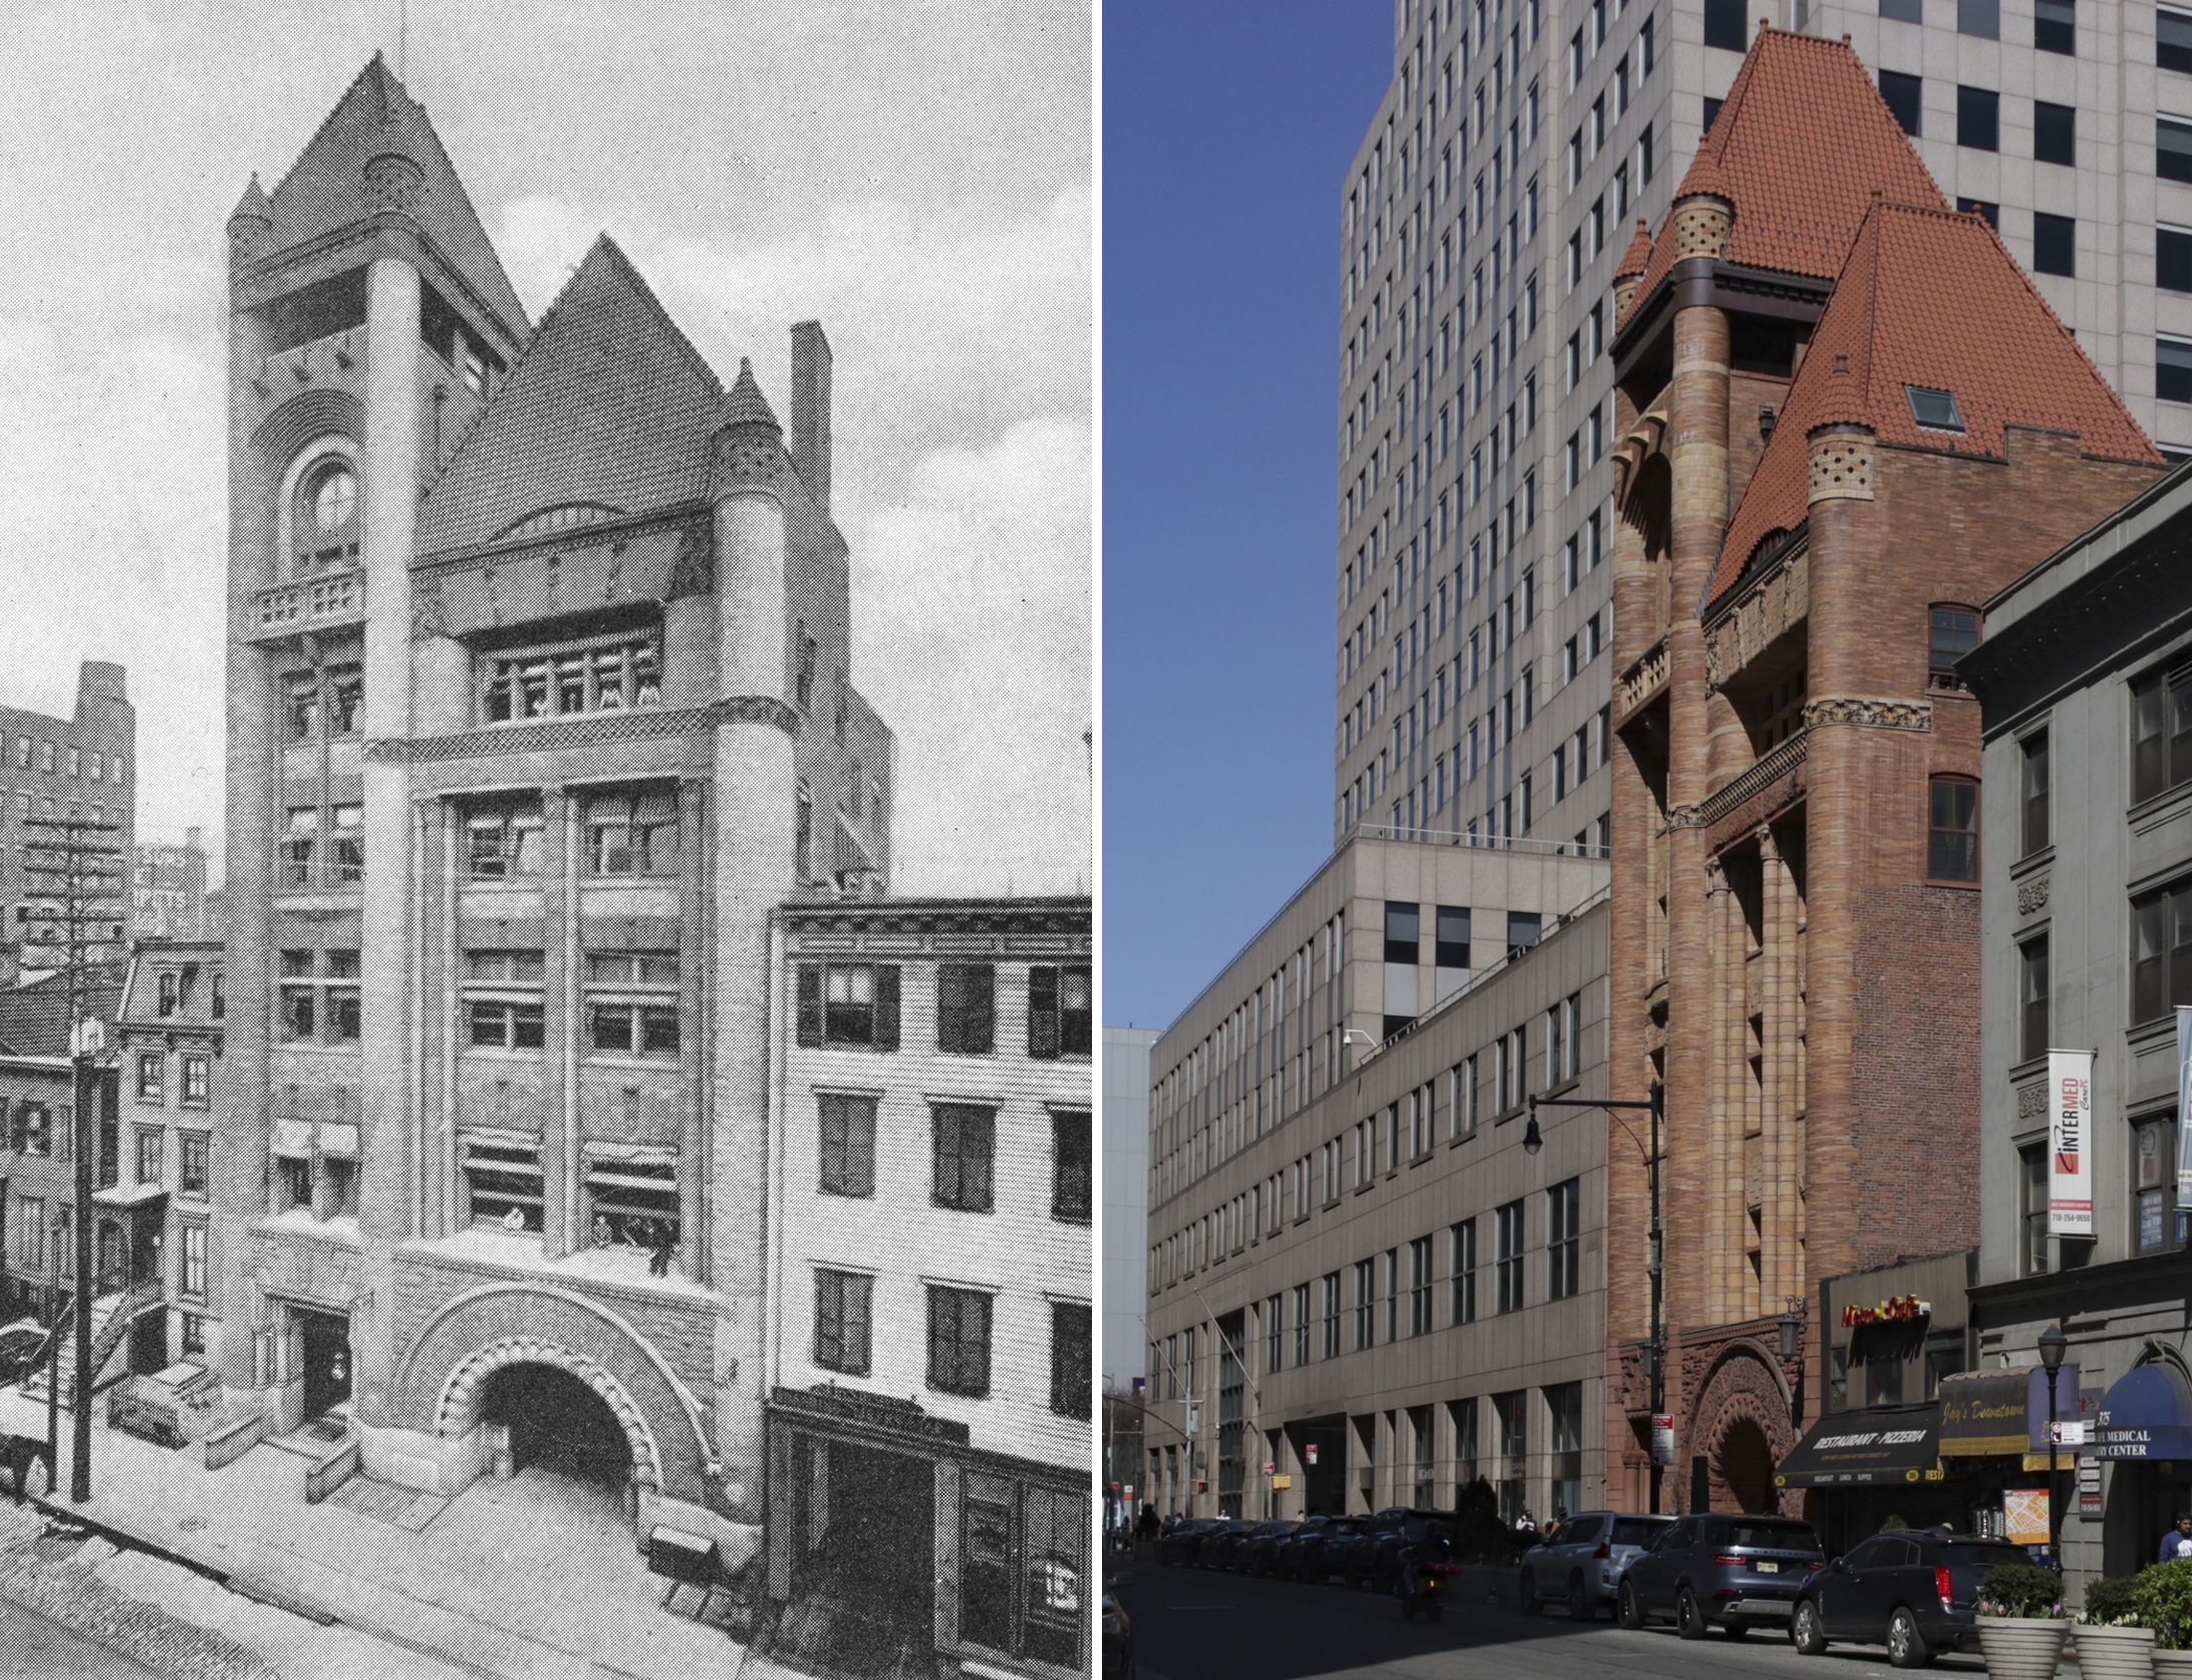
[249,388,366,469]
[1690,1340,1802,1515]
[432,1335,665,1494]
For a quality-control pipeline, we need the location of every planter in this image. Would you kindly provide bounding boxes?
[1976,1614,2070,1680]
[2152,1649,2192,1677]
[2077,1624,2157,1680]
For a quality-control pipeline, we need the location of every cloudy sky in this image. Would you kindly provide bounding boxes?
[0,0,1091,897]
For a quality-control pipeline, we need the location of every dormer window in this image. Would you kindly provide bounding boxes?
[1905,385,1966,431]
[293,454,361,576]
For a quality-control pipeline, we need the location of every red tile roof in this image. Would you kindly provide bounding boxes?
[1629,28,1947,313]
[1711,200,2162,603]
[415,234,739,556]
[265,54,530,341]
[1614,217,1654,283]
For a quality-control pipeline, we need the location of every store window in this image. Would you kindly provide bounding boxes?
[814,1268,873,1375]
[958,1476,1087,1669]
[1494,1391,1528,1524]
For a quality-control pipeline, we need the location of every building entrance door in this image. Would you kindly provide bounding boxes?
[296,1307,351,1421]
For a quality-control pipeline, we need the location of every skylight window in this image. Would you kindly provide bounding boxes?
[1905,386,1966,431]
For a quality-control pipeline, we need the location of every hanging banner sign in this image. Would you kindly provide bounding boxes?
[2050,1049,2093,1238]
[2177,1008,2192,1202]
[1652,1414,1676,1467]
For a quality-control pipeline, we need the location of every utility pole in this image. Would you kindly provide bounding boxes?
[20,814,125,1506]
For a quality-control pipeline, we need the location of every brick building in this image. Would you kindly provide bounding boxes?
[213,54,893,1576]
[1603,26,2164,1515]
[0,664,134,980]
[764,897,1090,1677]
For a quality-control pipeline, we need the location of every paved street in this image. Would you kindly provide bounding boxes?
[0,1595,161,1679]
[1118,1558,1999,1680]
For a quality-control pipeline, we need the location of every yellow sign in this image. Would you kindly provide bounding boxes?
[1270,1475,1292,1489]
[2005,1488,2051,1547]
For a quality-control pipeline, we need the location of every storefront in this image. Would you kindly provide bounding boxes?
[1936,1364,2082,1562]
[1775,1401,1953,1551]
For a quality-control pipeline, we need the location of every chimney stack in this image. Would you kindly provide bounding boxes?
[790,321,832,515]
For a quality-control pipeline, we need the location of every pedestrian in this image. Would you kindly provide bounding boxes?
[592,1213,614,1248]
[1514,1508,1536,1538]
[650,1222,677,1276]
[2160,1515,2192,1563]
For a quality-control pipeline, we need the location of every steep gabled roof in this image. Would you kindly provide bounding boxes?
[415,234,736,555]
[1711,200,2163,603]
[1614,217,1654,283]
[265,54,529,339]
[1630,29,1947,311]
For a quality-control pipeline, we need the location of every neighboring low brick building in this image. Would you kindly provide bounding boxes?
[0,663,135,982]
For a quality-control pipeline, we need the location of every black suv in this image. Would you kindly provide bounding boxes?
[1790,1530,2031,1667]
[1617,1513,1825,1638]
[1276,1516,1365,1582]
[1341,1509,1458,1590]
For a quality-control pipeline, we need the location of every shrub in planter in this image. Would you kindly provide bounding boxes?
[2133,1559,2192,1650]
[2082,1574,2146,1628]
[1979,1562,2068,1620]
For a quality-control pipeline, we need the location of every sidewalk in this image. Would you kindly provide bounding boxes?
[18,1394,801,1680]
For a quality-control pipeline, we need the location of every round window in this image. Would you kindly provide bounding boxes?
[308,464,357,533]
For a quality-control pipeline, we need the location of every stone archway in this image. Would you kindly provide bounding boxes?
[1690,1340,1800,1515]
[433,1336,665,1493]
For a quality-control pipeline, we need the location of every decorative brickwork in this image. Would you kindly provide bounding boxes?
[434,1334,666,1491]
[1801,695,1930,730]
[1670,195,1735,262]
[2017,874,2051,915]
[1807,431,1875,502]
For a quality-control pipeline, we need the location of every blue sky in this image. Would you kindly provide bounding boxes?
[1104,3,1392,1031]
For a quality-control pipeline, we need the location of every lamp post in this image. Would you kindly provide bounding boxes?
[1528,1080,1665,1511]
[2039,1323,2068,1567]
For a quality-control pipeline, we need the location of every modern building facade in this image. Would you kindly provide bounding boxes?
[214,53,893,1577]
[1960,458,2192,1589]
[1102,1025,1160,1391]
[1602,25,2161,1516]
[0,664,134,979]
[764,897,1090,1678]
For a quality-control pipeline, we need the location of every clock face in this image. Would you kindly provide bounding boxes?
[310,464,357,532]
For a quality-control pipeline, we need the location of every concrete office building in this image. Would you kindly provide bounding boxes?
[1103,1025,1160,1390]
[1960,459,2192,1590]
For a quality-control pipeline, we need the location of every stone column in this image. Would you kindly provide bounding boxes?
[543,787,575,1260]
[678,774,709,1283]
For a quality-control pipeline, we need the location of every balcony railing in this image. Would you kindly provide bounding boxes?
[1696,728,1811,830]
[252,570,366,639]
[1616,638,1670,719]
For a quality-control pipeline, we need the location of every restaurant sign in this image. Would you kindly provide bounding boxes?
[1842,1294,1930,1328]
[1940,1369,2039,1457]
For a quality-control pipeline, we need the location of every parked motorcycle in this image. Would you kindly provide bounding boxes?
[1396,1540,1455,1622]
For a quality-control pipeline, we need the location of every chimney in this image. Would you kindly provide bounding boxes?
[790,320,832,514]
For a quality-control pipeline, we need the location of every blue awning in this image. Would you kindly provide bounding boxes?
[2094,1364,2192,1460]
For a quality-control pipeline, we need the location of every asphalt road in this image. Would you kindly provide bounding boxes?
[1116,1557,1998,1680]
[0,1591,158,1679]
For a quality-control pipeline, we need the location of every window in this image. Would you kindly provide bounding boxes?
[2021,1143,2051,1274]
[2134,1114,2184,1255]
[1409,1236,1434,1334]
[1909,389,1966,432]
[12,1199,39,1270]
[180,1132,209,1199]
[462,1136,543,1231]
[933,1104,996,1213]
[1882,0,1922,19]
[36,742,52,774]
[463,950,546,1050]
[1028,965,1092,1058]
[1321,1271,1341,1359]
[1453,1219,1478,1322]
[1957,85,1999,149]
[1703,95,1723,134]
[180,1224,207,1300]
[293,456,360,574]
[1291,1283,1310,1366]
[1050,1301,1091,1418]
[330,803,364,884]
[2035,101,2074,165]
[180,1312,207,1359]
[2162,337,2192,404]
[1383,901,1420,964]
[1929,777,1980,880]
[2035,0,2073,50]
[2131,662,2192,802]
[585,951,680,1057]
[814,1268,872,1375]
[1704,0,1746,48]
[928,1284,992,1397]
[1496,1199,1525,1312]
[1960,196,2001,229]
[2165,6,2192,72]
[2034,213,2075,277]
[181,1054,209,1107]
[2161,228,2192,294]
[2162,119,2192,184]
[581,1151,673,1251]
[584,788,679,876]
[284,674,320,741]
[1548,1178,1580,1298]
[280,808,317,888]
[818,1093,877,1197]
[11,1102,50,1158]
[2021,934,2051,1060]
[136,1128,162,1188]
[136,1051,163,1103]
[796,962,902,1050]
[1052,1109,1092,1223]
[480,625,661,721]
[937,964,996,1055]
[1507,911,1541,957]
[2132,880,2192,1023]
[281,950,361,1045]
[463,800,544,880]
[1354,1258,1376,1350]
[1494,1390,1528,1520]
[1460,1053,1481,1133]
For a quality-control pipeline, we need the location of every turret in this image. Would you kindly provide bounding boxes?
[226,174,274,269]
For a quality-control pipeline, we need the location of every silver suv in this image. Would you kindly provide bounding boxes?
[1518,1512,1675,1618]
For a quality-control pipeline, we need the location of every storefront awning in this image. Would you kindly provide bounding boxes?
[2094,1364,2192,1460]
[1775,1403,1942,1488]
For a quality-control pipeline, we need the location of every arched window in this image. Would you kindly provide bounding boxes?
[1928,774,1979,881]
[293,454,360,576]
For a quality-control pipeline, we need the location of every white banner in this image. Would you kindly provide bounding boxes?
[2177,1008,2192,1202]
[2050,1049,2093,1238]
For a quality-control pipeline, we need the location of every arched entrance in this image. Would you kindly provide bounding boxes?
[479,1362,633,1493]
[1689,1341,1801,1515]
[1717,1416,1777,1514]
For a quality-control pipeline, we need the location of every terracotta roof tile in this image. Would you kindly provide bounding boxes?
[265,54,530,340]
[1711,200,2162,603]
[415,234,741,555]
[1630,29,1947,310]
[1614,217,1654,282]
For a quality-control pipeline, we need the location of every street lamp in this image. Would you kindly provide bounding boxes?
[1521,1116,1543,1155]
[2039,1323,2068,1566]
[1779,1296,1807,1363]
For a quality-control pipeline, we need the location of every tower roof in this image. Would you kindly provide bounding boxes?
[260,53,529,340]
[228,172,273,226]
[1711,199,2163,603]
[1629,29,1947,314]
[720,358,780,430]
[416,234,740,554]
[1613,217,1654,283]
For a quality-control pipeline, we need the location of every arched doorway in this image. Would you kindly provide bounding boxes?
[478,1362,634,1496]
[1717,1417,1778,1514]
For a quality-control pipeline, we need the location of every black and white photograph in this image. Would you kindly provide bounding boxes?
[0,4,1092,1677]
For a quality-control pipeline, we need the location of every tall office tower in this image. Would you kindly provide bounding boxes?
[1334,0,2185,869]
[214,56,892,1572]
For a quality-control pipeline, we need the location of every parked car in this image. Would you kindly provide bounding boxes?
[1235,1521,1300,1576]
[1789,1530,2031,1667]
[1616,1513,1825,1638]
[1341,1509,1459,1590]
[1517,1511,1674,1618]
[1101,1587,1134,1678]
[1276,1516,1366,1582]
[1154,1519,1228,1567]
[1196,1520,1255,1570]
